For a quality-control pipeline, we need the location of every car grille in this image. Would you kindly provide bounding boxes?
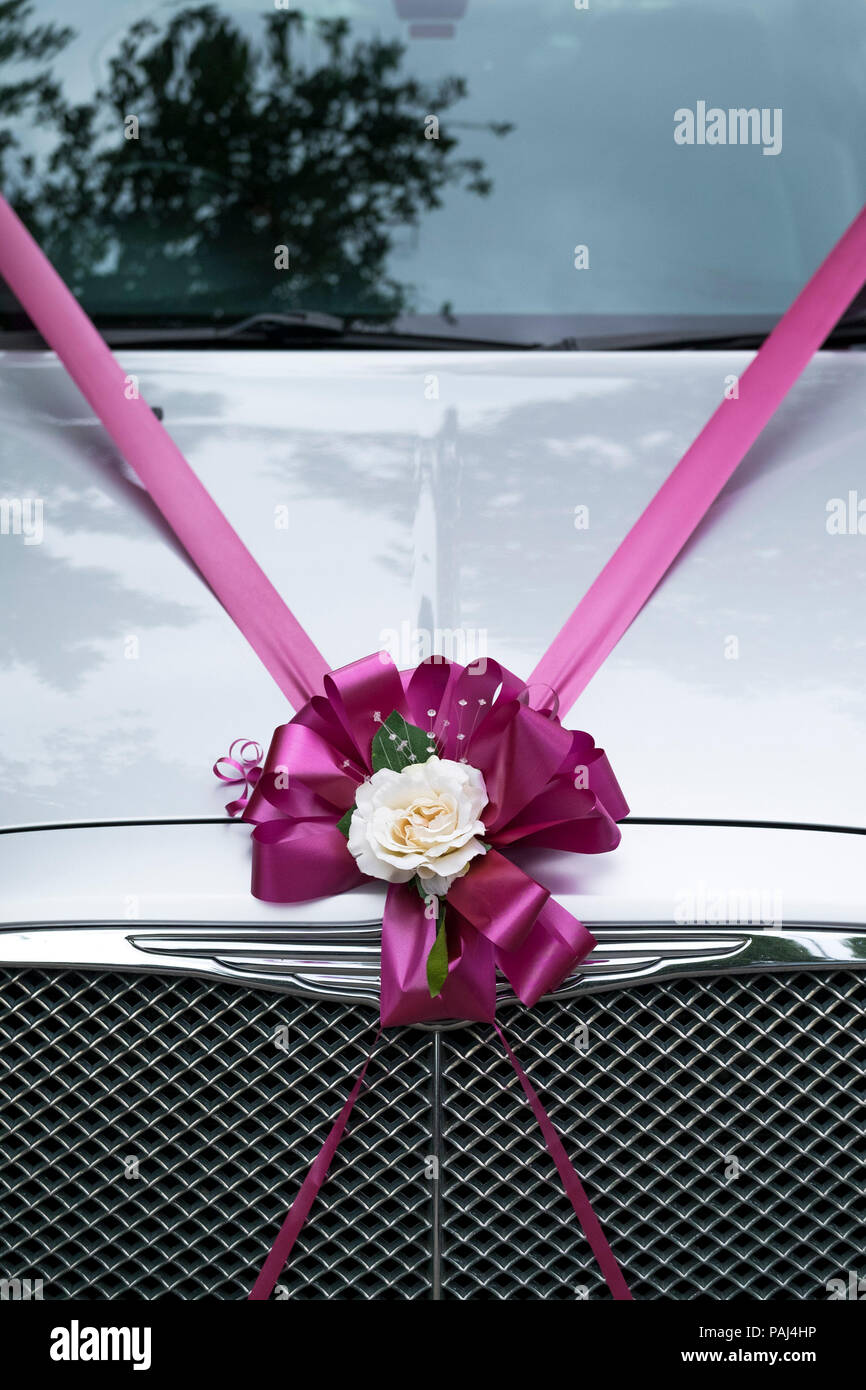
[0,966,863,1299]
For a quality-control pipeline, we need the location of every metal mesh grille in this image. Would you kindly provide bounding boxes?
[441,971,866,1299]
[0,969,432,1299]
[0,967,863,1299]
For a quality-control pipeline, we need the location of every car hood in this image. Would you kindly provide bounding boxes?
[0,346,864,832]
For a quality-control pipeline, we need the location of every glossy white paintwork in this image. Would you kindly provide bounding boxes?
[0,821,863,930]
[0,347,865,836]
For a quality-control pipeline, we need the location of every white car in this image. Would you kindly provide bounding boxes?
[0,0,864,1302]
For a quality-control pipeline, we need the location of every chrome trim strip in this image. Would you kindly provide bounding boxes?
[0,921,863,1003]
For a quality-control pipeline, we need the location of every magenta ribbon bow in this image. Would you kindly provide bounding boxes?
[233,650,627,1026]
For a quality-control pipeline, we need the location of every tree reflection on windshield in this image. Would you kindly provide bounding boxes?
[1,3,510,322]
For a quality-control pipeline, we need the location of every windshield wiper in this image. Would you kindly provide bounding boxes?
[549,313,866,351]
[0,311,540,351]
[7,307,866,353]
[108,311,350,344]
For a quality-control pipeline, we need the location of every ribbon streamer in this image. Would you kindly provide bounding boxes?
[531,203,866,711]
[493,1023,632,1300]
[2,187,864,716]
[0,195,330,711]
[249,1023,631,1300]
[248,1031,382,1302]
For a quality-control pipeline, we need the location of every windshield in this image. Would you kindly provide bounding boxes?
[1,0,865,342]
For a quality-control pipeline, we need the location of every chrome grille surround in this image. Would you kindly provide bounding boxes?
[0,964,863,1300]
[1,921,863,1004]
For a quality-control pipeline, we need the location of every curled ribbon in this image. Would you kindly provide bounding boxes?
[212,738,263,817]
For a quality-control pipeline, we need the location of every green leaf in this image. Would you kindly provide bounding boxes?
[426,899,449,999]
[336,806,354,838]
[371,709,436,774]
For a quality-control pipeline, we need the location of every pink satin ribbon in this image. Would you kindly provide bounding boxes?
[0,194,330,711]
[531,203,866,711]
[1,191,864,718]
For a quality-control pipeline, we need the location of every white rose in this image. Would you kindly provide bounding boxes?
[347,756,488,896]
